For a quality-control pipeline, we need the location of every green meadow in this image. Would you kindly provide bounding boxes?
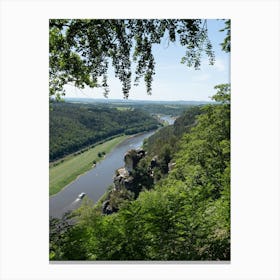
[49,135,128,196]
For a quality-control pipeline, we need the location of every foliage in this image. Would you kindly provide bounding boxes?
[129,159,154,197]
[108,187,135,211]
[49,212,74,260]
[173,105,202,136]
[219,19,231,53]
[50,102,159,161]
[143,106,202,172]
[122,105,204,197]
[49,19,232,99]
[49,84,230,261]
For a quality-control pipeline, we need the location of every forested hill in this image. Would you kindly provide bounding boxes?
[49,102,160,161]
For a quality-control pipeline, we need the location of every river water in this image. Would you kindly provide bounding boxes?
[49,131,155,218]
[159,115,176,125]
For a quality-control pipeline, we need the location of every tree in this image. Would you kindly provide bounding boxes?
[49,19,230,100]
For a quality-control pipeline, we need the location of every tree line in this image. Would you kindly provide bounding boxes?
[50,103,160,161]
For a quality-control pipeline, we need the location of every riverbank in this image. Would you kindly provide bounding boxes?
[49,135,129,196]
[49,130,156,217]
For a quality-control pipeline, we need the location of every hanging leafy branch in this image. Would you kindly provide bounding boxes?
[219,19,231,53]
[49,19,230,100]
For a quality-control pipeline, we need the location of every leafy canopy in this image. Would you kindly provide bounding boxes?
[49,19,230,100]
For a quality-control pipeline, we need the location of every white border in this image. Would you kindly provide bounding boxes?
[1,0,279,279]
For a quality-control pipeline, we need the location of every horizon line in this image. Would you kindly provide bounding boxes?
[64,97,213,103]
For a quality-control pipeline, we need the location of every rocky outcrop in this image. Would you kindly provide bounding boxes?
[102,148,146,215]
[113,149,146,192]
[114,168,134,191]
[124,149,146,173]
[102,148,172,215]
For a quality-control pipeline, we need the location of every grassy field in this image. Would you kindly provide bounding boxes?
[49,135,128,196]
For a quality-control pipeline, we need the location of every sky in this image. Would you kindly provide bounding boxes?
[64,19,230,101]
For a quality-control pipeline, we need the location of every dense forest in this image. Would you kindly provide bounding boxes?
[50,84,230,261]
[50,103,160,161]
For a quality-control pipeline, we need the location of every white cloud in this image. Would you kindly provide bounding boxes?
[213,58,226,71]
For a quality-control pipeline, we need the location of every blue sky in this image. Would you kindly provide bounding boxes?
[64,19,230,101]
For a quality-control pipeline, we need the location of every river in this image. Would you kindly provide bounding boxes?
[159,115,176,125]
[49,131,155,218]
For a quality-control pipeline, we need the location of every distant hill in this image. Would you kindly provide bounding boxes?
[63,98,213,117]
[50,102,160,161]
[64,97,214,106]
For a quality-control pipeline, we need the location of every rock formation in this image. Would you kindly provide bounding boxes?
[102,148,172,215]
[102,148,146,215]
[124,149,145,173]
